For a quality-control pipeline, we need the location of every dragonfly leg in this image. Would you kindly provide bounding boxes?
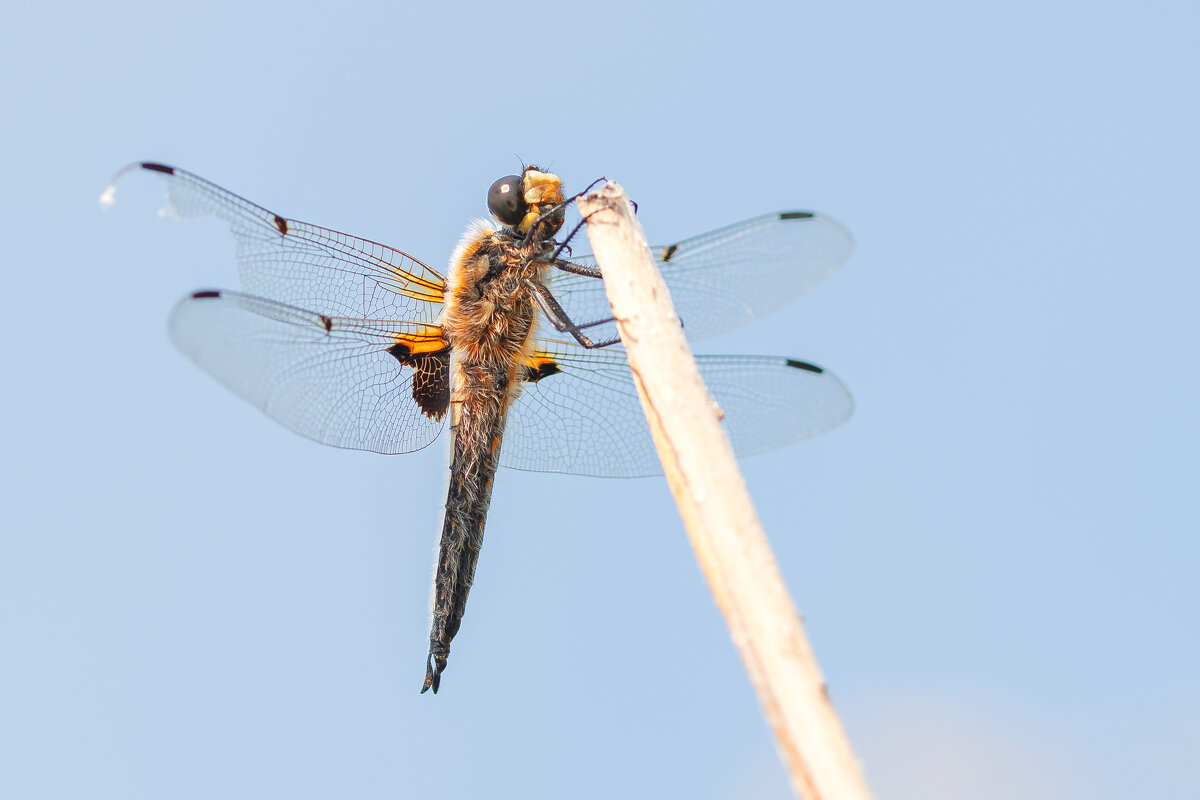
[552,257,603,279]
[543,195,635,266]
[543,193,637,268]
[543,215,594,263]
[528,280,621,349]
[575,314,617,331]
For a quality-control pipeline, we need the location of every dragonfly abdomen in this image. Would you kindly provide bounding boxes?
[424,224,552,693]
[423,361,513,694]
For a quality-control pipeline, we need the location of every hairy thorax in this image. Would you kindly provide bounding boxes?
[441,221,553,419]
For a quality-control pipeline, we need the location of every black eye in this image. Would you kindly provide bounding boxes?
[487,175,526,226]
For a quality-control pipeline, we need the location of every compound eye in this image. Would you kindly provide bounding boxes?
[487,175,527,226]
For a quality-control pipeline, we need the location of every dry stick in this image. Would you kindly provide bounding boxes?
[577,183,873,800]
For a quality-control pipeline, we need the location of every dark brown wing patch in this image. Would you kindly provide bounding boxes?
[389,335,451,420]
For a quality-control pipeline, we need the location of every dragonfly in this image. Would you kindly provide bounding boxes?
[103,162,855,693]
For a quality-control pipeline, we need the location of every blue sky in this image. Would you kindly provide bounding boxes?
[2,2,1197,798]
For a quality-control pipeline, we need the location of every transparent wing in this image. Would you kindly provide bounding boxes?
[170,290,448,455]
[113,162,446,321]
[546,211,852,344]
[501,340,853,478]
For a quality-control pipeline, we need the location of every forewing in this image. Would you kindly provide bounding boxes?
[170,290,448,454]
[117,162,445,321]
[547,211,852,343]
[501,341,853,477]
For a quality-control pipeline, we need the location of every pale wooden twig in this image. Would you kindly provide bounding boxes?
[577,183,872,800]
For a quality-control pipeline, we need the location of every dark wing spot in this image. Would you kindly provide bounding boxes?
[319,315,333,332]
[273,214,289,235]
[389,344,451,420]
[141,162,175,175]
[191,290,222,299]
[523,359,561,382]
[662,244,678,262]
[784,359,823,374]
[779,211,815,220]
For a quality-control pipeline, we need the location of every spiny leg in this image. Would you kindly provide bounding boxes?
[528,280,621,349]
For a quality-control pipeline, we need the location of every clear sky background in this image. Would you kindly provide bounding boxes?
[2,2,1197,798]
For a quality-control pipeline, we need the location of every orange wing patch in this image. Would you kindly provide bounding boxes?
[522,351,562,383]
[389,325,448,356]
[382,265,446,305]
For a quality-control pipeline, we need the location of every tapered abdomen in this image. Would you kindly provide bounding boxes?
[423,225,546,693]
[422,364,511,693]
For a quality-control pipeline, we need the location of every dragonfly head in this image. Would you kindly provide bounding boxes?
[487,166,565,240]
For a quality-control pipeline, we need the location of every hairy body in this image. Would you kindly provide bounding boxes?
[423,171,566,693]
